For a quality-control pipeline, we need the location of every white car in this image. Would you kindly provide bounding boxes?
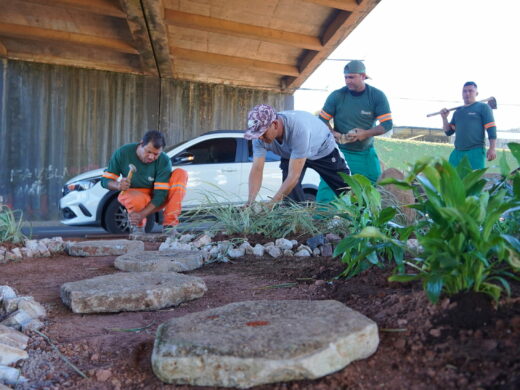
[60,130,320,233]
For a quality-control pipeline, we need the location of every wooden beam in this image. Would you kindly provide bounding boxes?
[141,0,174,78]
[20,0,126,18]
[0,23,138,54]
[301,0,359,12]
[171,47,300,77]
[118,0,158,76]
[7,50,142,74]
[286,0,379,90]
[0,40,7,57]
[164,9,322,51]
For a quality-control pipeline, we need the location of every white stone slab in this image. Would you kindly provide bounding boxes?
[66,240,144,257]
[61,272,207,313]
[114,250,204,273]
[152,300,379,388]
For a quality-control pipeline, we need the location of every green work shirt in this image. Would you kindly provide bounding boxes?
[446,102,497,151]
[319,84,393,151]
[101,143,172,207]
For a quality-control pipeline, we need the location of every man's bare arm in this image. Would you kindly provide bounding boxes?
[248,156,266,204]
[271,157,306,203]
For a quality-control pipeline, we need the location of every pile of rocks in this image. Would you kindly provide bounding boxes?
[0,237,65,264]
[0,285,47,387]
[157,232,342,263]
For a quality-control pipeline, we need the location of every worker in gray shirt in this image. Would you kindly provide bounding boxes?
[244,104,351,205]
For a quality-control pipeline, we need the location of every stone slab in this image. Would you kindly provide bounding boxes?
[61,272,207,313]
[114,250,204,273]
[152,300,379,388]
[0,342,28,365]
[66,240,144,257]
[0,324,29,350]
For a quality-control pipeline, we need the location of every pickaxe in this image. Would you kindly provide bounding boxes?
[426,96,497,117]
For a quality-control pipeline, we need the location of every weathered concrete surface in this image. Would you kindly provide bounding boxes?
[114,250,204,273]
[61,272,207,313]
[66,240,144,257]
[152,300,379,388]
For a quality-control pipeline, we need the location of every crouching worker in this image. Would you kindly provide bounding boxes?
[245,104,351,206]
[101,130,188,232]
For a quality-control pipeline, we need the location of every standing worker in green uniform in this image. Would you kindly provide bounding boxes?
[440,81,497,169]
[317,60,393,203]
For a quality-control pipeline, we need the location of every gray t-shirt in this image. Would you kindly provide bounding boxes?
[252,110,337,160]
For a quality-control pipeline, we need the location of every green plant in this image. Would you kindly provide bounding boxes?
[0,204,26,244]
[332,174,413,278]
[382,154,520,303]
[184,186,337,238]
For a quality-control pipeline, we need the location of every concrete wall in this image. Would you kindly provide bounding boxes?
[0,59,293,220]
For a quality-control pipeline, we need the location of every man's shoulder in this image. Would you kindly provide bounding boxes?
[365,84,388,99]
[329,86,349,97]
[117,142,139,153]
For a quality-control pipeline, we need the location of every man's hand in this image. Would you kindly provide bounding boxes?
[487,148,497,161]
[118,177,131,191]
[129,210,145,225]
[440,108,450,119]
[346,128,369,143]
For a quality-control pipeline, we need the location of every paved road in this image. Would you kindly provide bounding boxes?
[22,221,215,239]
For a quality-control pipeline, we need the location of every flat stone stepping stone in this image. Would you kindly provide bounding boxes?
[152,300,378,388]
[66,239,144,257]
[60,272,207,313]
[114,250,204,273]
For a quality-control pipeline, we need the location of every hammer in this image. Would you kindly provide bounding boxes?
[426,96,497,117]
[121,164,136,195]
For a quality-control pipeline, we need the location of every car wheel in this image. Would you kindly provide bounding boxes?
[103,198,155,234]
[303,190,316,203]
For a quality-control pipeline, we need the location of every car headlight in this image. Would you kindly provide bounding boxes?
[62,178,100,196]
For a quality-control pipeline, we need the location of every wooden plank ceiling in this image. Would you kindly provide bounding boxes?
[0,0,380,92]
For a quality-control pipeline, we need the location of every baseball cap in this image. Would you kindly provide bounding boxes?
[344,60,370,78]
[244,104,277,140]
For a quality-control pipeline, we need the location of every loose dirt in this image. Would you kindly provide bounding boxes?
[1,240,519,390]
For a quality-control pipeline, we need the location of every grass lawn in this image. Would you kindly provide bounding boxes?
[375,138,518,173]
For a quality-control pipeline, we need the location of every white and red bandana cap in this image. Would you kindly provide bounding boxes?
[244,104,277,140]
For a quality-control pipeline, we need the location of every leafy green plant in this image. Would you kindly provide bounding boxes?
[332,174,413,278]
[382,154,520,303]
[0,204,26,244]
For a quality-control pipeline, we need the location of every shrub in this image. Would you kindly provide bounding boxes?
[0,204,26,244]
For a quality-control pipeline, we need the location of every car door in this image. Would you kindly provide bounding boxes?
[242,139,283,201]
[171,136,242,207]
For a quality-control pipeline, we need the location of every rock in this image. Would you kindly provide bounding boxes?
[191,234,212,248]
[217,241,233,253]
[325,233,341,243]
[43,237,65,253]
[114,250,204,273]
[0,365,27,385]
[264,242,274,248]
[129,233,168,242]
[275,238,293,250]
[0,324,29,350]
[406,239,423,253]
[95,368,112,382]
[0,249,6,264]
[21,318,44,332]
[60,272,207,313]
[313,248,321,256]
[152,300,379,388]
[23,240,40,251]
[178,234,195,243]
[306,234,325,250]
[239,241,254,255]
[252,244,265,257]
[20,248,35,258]
[1,310,33,330]
[266,246,282,259]
[0,341,28,365]
[320,243,333,257]
[159,240,193,251]
[379,168,416,225]
[0,286,16,303]
[295,246,311,257]
[66,240,144,257]
[227,248,245,259]
[283,249,294,257]
[9,248,22,261]
[3,297,46,319]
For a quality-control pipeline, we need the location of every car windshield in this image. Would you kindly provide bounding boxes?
[165,140,189,153]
